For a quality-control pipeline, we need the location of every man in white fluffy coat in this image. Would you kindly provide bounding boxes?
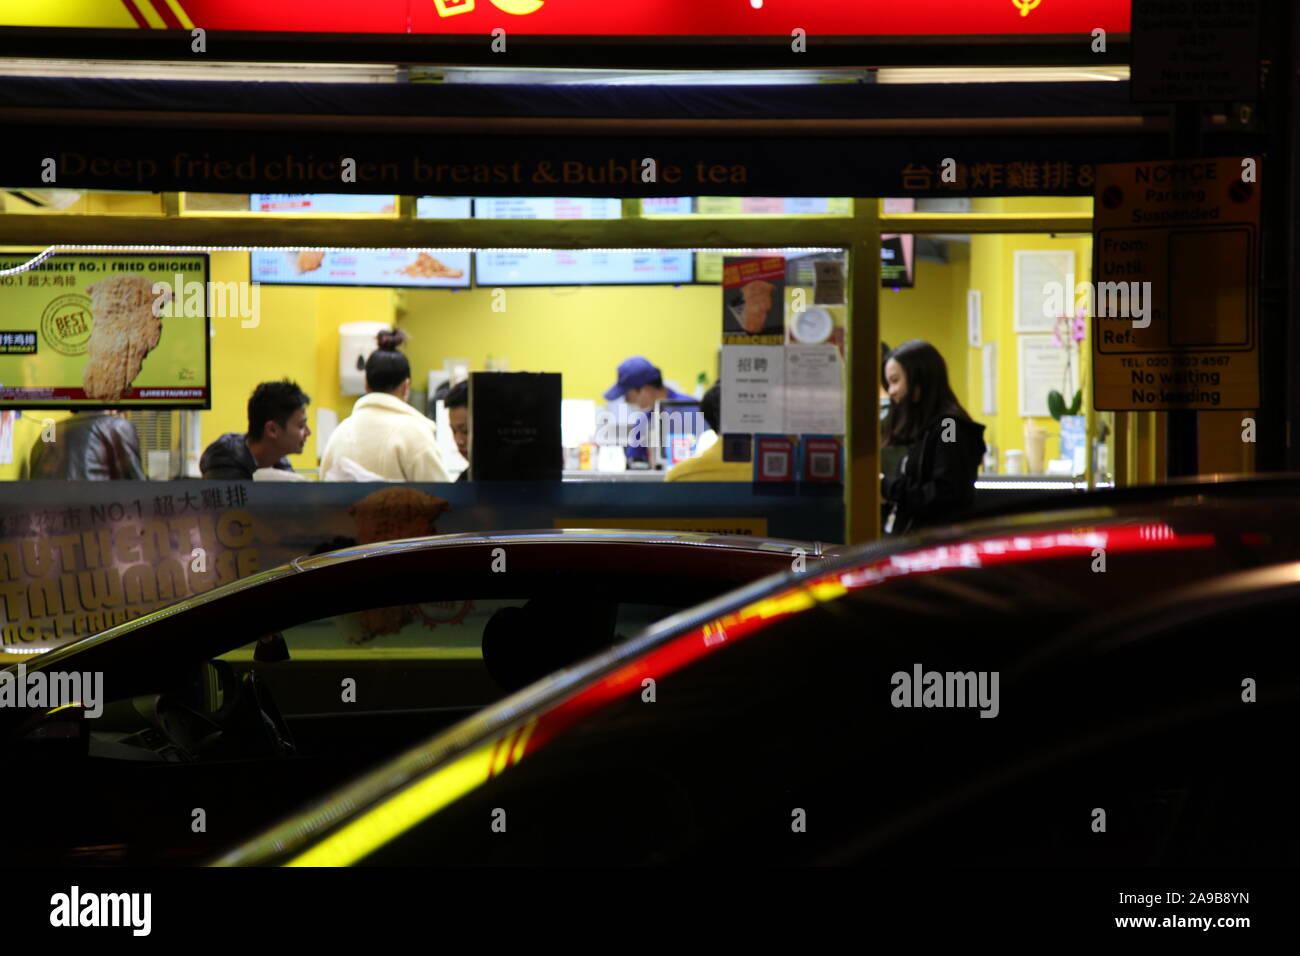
[320,328,452,482]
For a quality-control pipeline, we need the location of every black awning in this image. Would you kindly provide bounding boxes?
[0,76,1164,121]
[0,78,1255,196]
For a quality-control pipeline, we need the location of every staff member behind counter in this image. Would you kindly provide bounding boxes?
[664,384,751,482]
[603,356,692,467]
[443,380,469,483]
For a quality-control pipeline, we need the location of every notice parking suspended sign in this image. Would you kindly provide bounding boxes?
[1130,0,1261,103]
[1091,157,1259,412]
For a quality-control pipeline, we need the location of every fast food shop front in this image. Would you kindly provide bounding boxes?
[0,0,1283,656]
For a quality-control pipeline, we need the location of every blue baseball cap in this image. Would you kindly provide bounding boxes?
[604,356,661,401]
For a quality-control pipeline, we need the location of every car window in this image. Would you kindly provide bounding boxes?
[216,598,704,717]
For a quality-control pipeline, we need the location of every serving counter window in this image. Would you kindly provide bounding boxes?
[1,187,1193,546]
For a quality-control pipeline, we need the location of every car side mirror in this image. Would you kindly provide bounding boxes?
[17,705,88,760]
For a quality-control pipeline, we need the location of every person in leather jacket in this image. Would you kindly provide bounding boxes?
[881,340,986,536]
[23,411,146,480]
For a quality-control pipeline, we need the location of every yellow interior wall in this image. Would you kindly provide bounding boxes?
[198,254,396,472]
[880,243,971,406]
[0,191,162,216]
[399,285,720,401]
[0,410,73,480]
[966,196,1094,467]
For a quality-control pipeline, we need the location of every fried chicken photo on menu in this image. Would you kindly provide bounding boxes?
[296,250,326,274]
[82,274,165,402]
[741,279,776,334]
[397,252,464,279]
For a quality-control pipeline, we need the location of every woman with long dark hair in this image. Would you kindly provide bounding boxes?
[881,340,986,535]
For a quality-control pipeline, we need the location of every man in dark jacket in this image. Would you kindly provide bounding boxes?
[201,380,310,480]
[24,411,146,480]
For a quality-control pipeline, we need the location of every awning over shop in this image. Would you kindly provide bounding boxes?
[0,78,1255,195]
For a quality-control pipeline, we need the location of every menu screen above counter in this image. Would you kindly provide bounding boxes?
[251,249,471,287]
[416,197,473,219]
[475,250,693,286]
[249,194,397,214]
[473,198,622,220]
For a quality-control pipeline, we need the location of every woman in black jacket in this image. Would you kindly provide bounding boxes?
[881,340,987,536]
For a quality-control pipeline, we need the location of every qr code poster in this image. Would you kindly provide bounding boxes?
[754,434,797,482]
[800,436,843,483]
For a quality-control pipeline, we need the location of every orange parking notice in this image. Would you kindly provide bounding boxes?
[1091,157,1260,411]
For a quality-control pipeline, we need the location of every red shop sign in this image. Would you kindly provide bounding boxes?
[10,0,1131,37]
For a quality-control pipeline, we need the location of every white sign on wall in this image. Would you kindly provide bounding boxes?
[721,346,785,433]
[967,289,982,347]
[1018,334,1070,418]
[1014,249,1075,333]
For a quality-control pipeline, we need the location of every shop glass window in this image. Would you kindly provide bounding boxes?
[0,188,162,216]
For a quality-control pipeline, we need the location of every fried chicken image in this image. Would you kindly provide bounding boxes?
[348,487,452,643]
[81,274,165,402]
[397,252,464,279]
[740,279,776,334]
[296,250,326,274]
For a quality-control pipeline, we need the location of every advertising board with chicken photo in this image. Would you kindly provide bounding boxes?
[0,253,210,409]
[722,255,786,346]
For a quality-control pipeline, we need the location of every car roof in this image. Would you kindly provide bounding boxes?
[292,528,836,571]
[214,493,1300,866]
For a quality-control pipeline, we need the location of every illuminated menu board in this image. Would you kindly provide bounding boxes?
[695,198,852,215]
[641,198,694,215]
[416,197,473,218]
[249,194,397,214]
[473,198,622,219]
[476,250,692,286]
[251,249,470,288]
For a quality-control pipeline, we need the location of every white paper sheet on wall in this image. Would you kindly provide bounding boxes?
[1019,334,1070,417]
[721,345,785,433]
[982,342,997,417]
[1014,249,1075,333]
[316,408,339,460]
[784,345,844,434]
[0,411,14,466]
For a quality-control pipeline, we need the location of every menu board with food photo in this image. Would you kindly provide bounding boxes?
[0,253,210,409]
[250,249,470,288]
[722,255,786,345]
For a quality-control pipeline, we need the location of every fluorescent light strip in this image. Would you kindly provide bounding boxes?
[2,245,846,276]
[974,480,1081,491]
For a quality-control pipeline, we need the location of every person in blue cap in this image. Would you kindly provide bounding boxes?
[603,356,693,466]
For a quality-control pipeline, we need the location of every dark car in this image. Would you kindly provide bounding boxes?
[215,491,1300,866]
[0,529,833,866]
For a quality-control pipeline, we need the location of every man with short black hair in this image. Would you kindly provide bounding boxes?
[201,379,311,480]
[664,383,751,482]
